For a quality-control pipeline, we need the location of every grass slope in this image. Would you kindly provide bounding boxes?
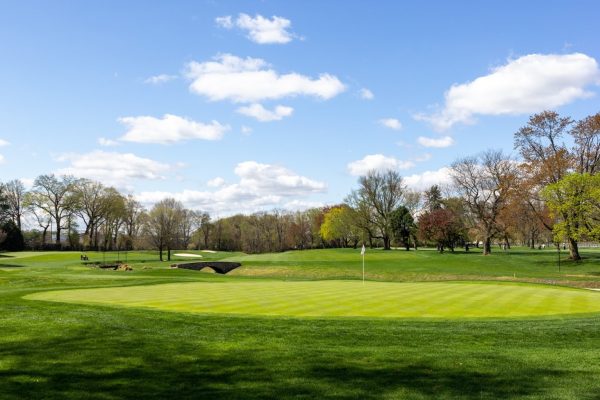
[225,247,600,287]
[26,280,600,318]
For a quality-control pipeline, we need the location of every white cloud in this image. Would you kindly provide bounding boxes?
[378,118,402,130]
[0,139,9,147]
[347,154,415,176]
[284,200,324,211]
[0,154,4,164]
[241,125,253,135]
[184,53,346,103]
[416,53,600,131]
[414,153,432,162]
[234,161,326,195]
[215,15,233,29]
[359,88,374,100]
[119,114,229,144]
[417,136,455,148]
[216,13,295,44]
[137,161,326,214]
[207,177,225,188]
[21,178,35,189]
[144,74,177,85]
[98,137,119,147]
[404,167,453,191]
[236,103,294,121]
[56,151,172,189]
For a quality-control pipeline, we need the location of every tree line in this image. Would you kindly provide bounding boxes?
[0,110,598,259]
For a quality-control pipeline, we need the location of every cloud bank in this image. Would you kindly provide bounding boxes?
[416,53,600,131]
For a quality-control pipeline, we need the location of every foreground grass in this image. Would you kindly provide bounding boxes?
[2,249,600,399]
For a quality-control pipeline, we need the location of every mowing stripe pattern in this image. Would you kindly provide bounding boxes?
[24,281,600,319]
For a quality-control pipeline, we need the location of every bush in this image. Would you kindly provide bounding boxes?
[0,220,25,251]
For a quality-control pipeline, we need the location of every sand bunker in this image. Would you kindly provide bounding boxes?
[173,253,203,258]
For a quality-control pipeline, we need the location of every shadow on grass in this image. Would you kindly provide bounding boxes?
[0,324,567,400]
[309,361,562,399]
[0,263,23,268]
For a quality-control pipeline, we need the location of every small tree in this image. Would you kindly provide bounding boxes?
[144,198,184,261]
[26,174,79,245]
[0,220,25,251]
[451,150,517,255]
[542,173,600,248]
[3,179,26,230]
[390,206,415,251]
[347,170,405,250]
[320,205,360,248]
[418,208,465,252]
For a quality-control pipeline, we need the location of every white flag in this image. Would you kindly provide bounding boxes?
[361,244,366,256]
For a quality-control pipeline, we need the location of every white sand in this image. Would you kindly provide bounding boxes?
[173,253,203,258]
[200,250,217,253]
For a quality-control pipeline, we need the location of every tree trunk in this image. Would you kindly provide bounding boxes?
[167,247,171,261]
[483,237,492,255]
[159,245,163,261]
[55,216,61,245]
[568,238,581,261]
[405,241,410,251]
[383,236,391,250]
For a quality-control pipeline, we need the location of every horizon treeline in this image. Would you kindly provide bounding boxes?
[1,110,598,260]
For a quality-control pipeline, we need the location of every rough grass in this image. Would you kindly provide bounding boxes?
[225,247,600,287]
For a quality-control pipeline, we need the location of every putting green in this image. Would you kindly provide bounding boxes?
[24,281,600,319]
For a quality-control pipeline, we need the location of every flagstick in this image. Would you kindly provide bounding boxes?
[361,244,366,285]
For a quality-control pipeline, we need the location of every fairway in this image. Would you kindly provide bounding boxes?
[25,280,600,318]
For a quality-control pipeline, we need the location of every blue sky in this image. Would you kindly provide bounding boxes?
[1,0,599,215]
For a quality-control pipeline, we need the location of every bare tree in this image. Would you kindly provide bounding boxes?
[198,212,212,249]
[123,195,144,250]
[144,198,184,261]
[72,179,114,249]
[451,150,517,255]
[347,170,405,250]
[25,174,78,245]
[179,209,200,250]
[572,112,600,175]
[3,179,26,229]
[514,111,600,260]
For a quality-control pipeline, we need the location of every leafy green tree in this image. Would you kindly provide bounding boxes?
[542,173,600,246]
[423,185,443,212]
[320,205,360,248]
[514,111,600,260]
[0,220,25,251]
[390,206,415,251]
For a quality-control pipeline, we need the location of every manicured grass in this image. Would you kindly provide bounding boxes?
[26,280,600,318]
[3,248,600,399]
[225,247,600,286]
